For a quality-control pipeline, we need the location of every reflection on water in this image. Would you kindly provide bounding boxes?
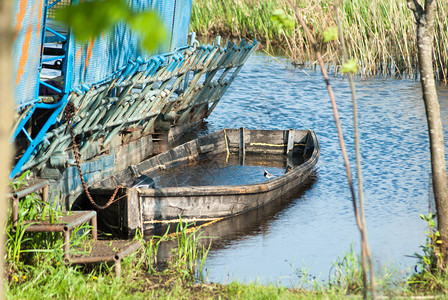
[186,53,448,286]
[155,174,318,260]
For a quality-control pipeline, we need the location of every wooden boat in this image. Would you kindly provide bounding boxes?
[89,128,320,237]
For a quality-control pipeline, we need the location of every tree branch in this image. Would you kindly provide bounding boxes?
[407,0,425,24]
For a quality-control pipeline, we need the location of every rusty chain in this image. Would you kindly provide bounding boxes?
[64,102,123,210]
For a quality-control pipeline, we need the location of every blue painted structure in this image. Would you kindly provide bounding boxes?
[11,0,258,188]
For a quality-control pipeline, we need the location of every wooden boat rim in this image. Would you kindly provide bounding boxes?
[92,129,320,197]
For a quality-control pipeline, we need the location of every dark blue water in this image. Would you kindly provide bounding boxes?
[198,53,448,286]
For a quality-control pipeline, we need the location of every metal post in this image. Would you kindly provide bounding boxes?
[12,197,19,229]
[42,183,49,203]
[91,214,97,240]
[64,230,70,261]
[115,260,121,278]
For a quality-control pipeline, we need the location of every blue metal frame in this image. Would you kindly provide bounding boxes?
[10,0,73,179]
[10,96,69,178]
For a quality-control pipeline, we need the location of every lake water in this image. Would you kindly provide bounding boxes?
[189,53,448,287]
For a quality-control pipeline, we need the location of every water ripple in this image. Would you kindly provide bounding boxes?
[202,53,443,286]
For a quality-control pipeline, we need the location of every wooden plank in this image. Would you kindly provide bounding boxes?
[287,129,295,155]
[239,127,245,165]
[125,188,140,236]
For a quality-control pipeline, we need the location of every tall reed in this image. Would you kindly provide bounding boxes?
[174,217,211,282]
[191,0,448,82]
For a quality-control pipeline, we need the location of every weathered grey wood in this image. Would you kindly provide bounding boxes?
[125,188,140,237]
[287,129,295,155]
[92,128,319,237]
[239,127,246,165]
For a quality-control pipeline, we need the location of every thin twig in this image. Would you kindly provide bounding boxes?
[285,1,361,229]
[286,0,375,297]
[334,1,376,299]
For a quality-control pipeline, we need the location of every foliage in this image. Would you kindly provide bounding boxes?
[191,0,448,82]
[341,59,358,74]
[407,213,448,294]
[7,173,64,265]
[10,170,30,192]
[417,213,444,271]
[173,217,211,282]
[286,246,403,297]
[328,244,364,295]
[322,26,338,43]
[271,9,295,32]
[55,0,167,52]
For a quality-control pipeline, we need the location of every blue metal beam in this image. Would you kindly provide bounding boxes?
[10,95,69,179]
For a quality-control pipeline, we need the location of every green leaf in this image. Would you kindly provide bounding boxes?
[271,9,294,30]
[55,0,166,51]
[323,26,338,43]
[342,59,358,74]
[55,0,130,42]
[127,11,168,52]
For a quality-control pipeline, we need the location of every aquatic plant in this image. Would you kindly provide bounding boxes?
[288,246,403,296]
[191,0,448,82]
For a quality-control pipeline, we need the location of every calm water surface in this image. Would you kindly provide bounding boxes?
[152,153,287,188]
[192,53,448,286]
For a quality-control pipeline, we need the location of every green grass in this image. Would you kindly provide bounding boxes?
[6,223,212,299]
[6,188,448,298]
[191,0,448,82]
[6,225,447,299]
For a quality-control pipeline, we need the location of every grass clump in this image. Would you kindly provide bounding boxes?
[407,213,448,295]
[174,217,211,282]
[191,0,448,82]
[328,245,365,295]
[326,246,401,297]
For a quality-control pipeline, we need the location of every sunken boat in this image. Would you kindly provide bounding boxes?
[89,128,320,237]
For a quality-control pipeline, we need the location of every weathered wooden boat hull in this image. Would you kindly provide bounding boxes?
[154,179,317,261]
[90,128,319,237]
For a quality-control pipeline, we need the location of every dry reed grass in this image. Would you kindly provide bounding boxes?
[191,0,448,82]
